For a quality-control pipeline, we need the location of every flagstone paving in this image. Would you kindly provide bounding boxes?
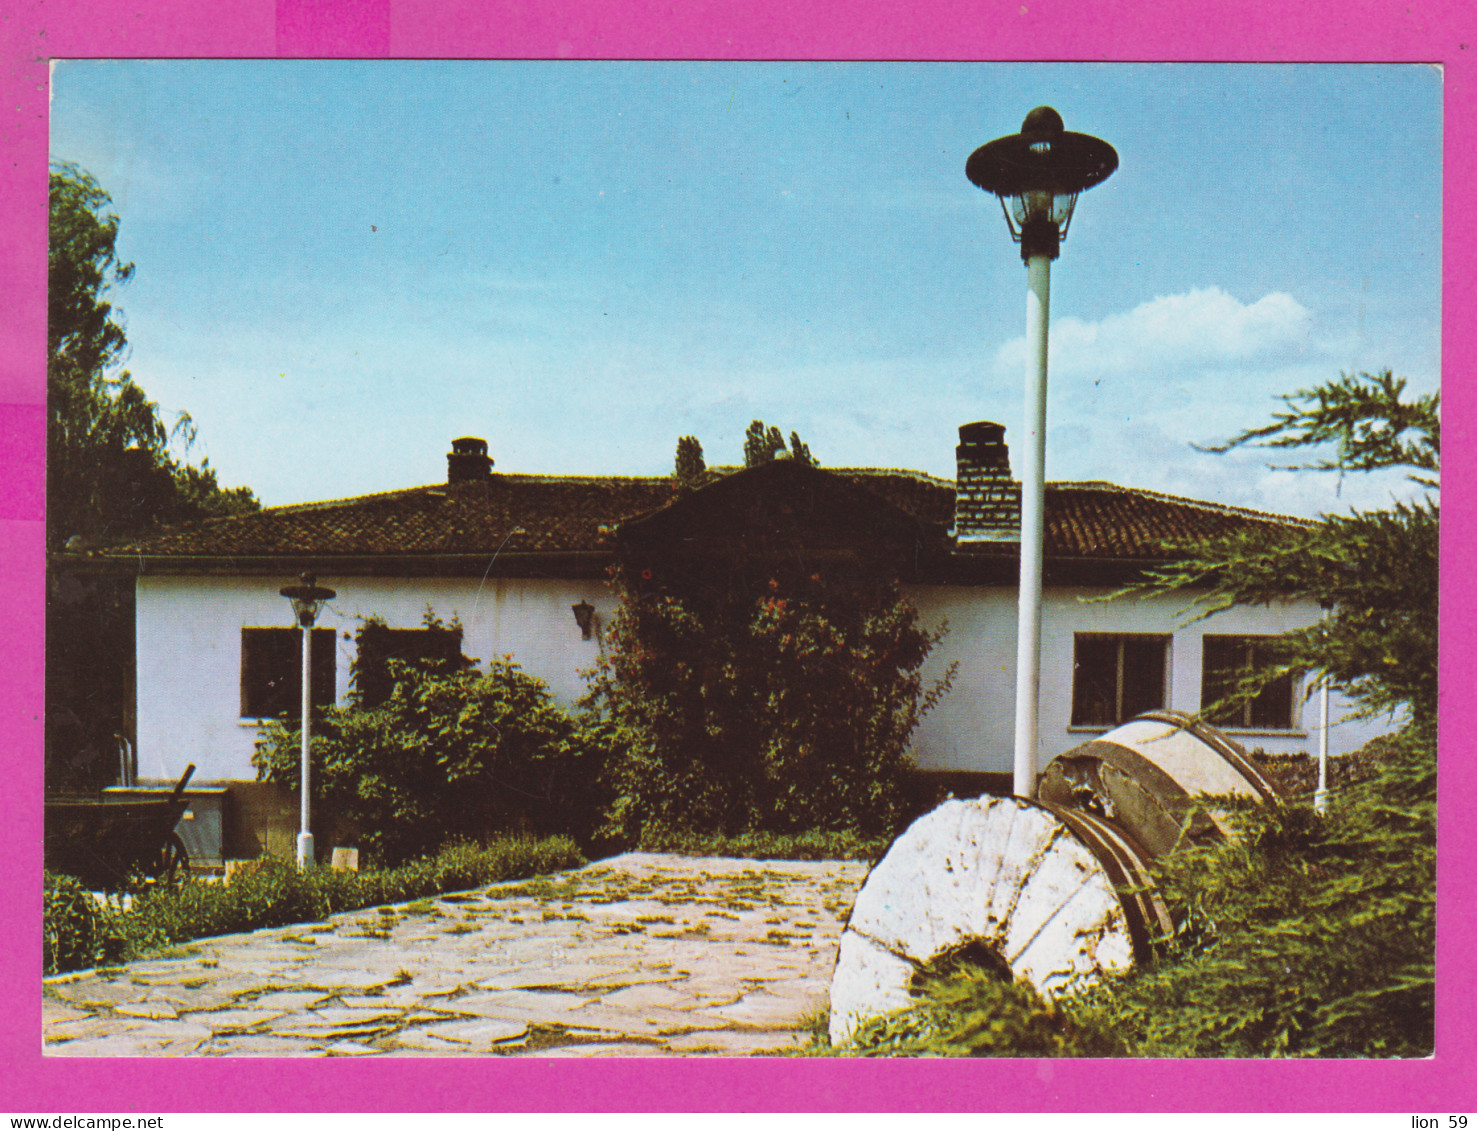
[43,853,869,1058]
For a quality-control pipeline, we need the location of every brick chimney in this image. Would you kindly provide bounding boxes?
[448,437,493,484]
[955,421,1020,543]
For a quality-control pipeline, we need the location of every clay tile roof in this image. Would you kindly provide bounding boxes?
[1042,481,1312,558]
[98,467,1305,563]
[109,475,682,558]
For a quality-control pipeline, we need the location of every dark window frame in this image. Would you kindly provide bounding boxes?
[1070,632,1170,728]
[240,627,336,720]
[1200,635,1297,730]
[351,622,465,708]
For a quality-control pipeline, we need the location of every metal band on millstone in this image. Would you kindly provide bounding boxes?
[1038,711,1285,855]
[828,795,1168,1046]
[1131,710,1285,800]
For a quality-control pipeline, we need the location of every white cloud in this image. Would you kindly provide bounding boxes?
[1045,415,1431,519]
[994,287,1313,383]
[980,286,1438,518]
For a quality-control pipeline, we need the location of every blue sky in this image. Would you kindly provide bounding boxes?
[49,61,1442,517]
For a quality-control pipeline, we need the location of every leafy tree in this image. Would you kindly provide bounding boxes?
[673,434,706,488]
[743,420,783,467]
[1202,368,1438,480]
[1112,369,1437,1055]
[48,163,133,410]
[48,161,259,550]
[47,163,259,793]
[743,419,815,468]
[1135,369,1438,726]
[788,430,814,467]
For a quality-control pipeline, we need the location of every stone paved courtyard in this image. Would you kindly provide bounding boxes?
[43,853,869,1057]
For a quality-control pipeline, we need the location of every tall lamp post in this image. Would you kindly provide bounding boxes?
[280,572,336,871]
[967,107,1117,798]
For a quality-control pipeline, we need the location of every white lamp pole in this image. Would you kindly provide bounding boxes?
[1315,672,1330,814]
[298,623,314,869]
[968,108,1117,798]
[1011,252,1052,797]
[1315,600,1333,814]
[280,572,336,871]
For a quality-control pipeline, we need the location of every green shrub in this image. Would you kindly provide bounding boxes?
[44,835,584,975]
[350,613,469,708]
[845,974,1127,1057]
[126,858,353,948]
[1097,722,1435,1058]
[637,827,890,861]
[590,561,953,843]
[43,872,128,975]
[254,654,608,865]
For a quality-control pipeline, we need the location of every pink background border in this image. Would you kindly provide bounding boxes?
[2,0,1471,1112]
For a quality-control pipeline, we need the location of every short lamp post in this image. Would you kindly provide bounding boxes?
[1316,599,1335,814]
[967,107,1117,798]
[280,572,336,871]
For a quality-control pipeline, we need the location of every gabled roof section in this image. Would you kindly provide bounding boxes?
[833,468,959,530]
[617,459,941,569]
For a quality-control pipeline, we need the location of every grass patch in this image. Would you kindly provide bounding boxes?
[43,835,584,975]
[799,1005,832,1048]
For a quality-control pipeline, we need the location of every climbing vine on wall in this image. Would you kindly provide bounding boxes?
[587,559,953,843]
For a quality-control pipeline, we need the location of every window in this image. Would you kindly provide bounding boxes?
[1201,635,1295,730]
[240,627,336,719]
[1070,634,1169,727]
[352,622,465,708]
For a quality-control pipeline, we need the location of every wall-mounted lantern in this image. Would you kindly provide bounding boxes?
[572,600,596,640]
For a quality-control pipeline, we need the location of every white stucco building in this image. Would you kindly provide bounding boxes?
[66,427,1387,856]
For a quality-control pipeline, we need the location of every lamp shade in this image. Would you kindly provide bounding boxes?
[966,107,1117,260]
[280,573,336,627]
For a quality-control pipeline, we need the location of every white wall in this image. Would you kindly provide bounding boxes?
[137,573,1394,786]
[135,574,610,784]
[904,584,1391,775]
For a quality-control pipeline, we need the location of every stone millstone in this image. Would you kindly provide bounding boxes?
[828,795,1167,1047]
[1037,711,1286,857]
